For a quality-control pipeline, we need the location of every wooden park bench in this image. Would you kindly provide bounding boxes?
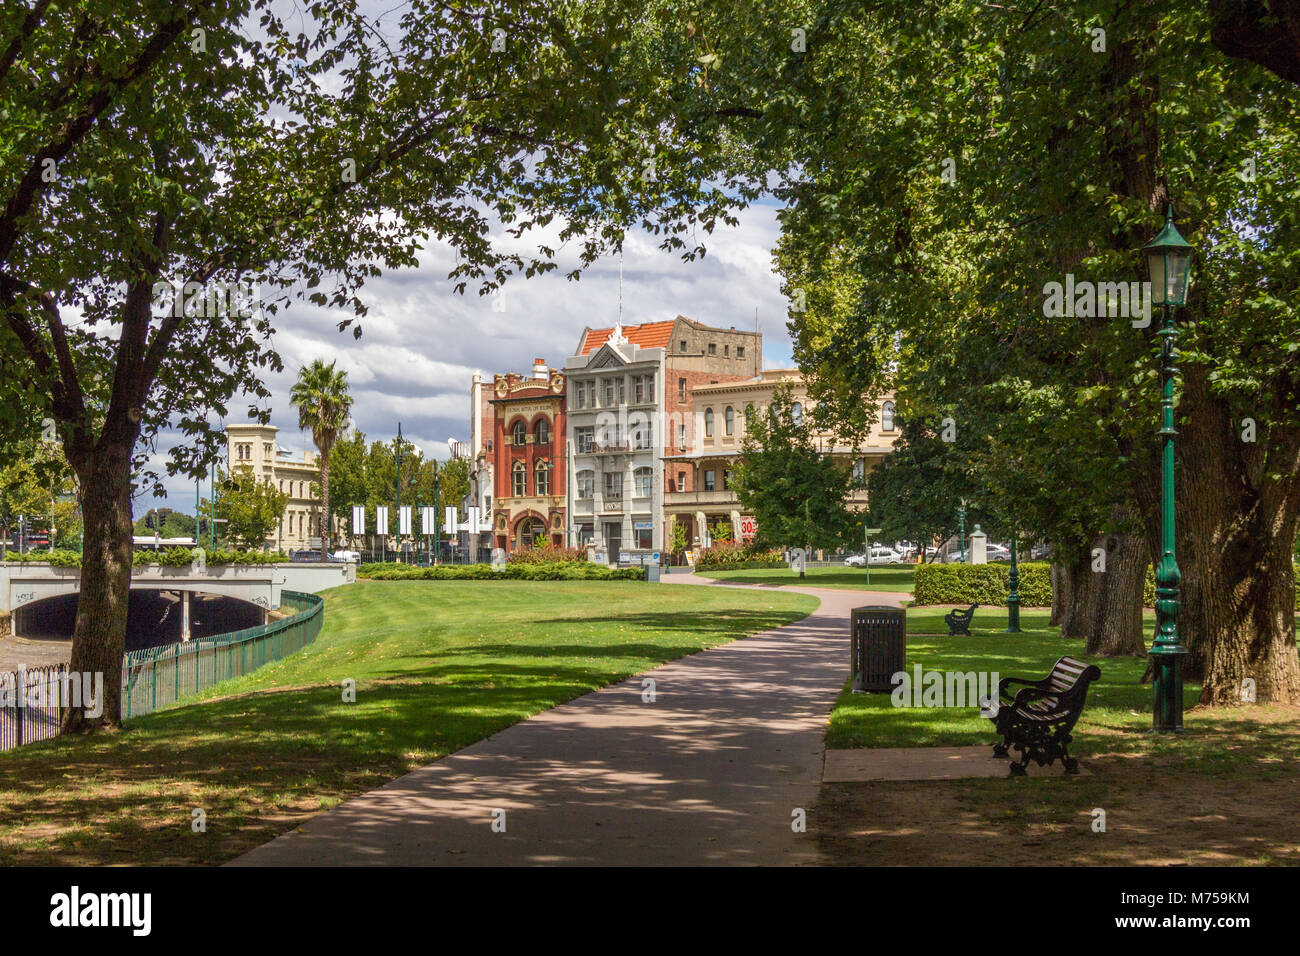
[944,603,978,635]
[986,655,1101,775]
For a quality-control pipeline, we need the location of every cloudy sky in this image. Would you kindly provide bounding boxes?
[138,199,795,516]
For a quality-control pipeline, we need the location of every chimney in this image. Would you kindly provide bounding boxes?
[532,358,547,381]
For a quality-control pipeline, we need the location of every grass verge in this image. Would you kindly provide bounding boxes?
[0,579,815,865]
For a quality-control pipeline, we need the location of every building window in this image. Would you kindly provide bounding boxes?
[882,401,896,432]
[634,467,653,498]
[512,461,526,496]
[633,373,655,404]
[634,525,653,549]
[535,419,550,445]
[630,417,651,450]
[704,470,716,491]
[852,458,866,487]
[707,343,716,356]
[677,378,686,403]
[579,524,594,546]
[704,408,714,437]
[737,346,745,359]
[576,426,594,454]
[603,471,622,500]
[574,386,585,410]
[603,378,616,406]
[577,469,595,499]
[723,468,732,490]
[724,344,729,356]
[791,402,804,428]
[677,470,686,492]
[535,460,551,496]
[680,340,687,352]
[678,423,686,449]
[512,420,527,445]
[725,406,735,436]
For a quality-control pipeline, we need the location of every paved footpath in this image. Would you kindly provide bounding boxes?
[231,575,906,867]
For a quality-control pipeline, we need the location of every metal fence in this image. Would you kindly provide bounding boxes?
[0,590,324,751]
[0,663,69,752]
[123,590,323,720]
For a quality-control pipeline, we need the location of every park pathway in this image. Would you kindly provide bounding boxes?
[230,574,906,866]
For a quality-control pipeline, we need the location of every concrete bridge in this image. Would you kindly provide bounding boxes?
[0,560,354,641]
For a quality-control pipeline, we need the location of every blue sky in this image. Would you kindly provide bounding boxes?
[136,200,795,515]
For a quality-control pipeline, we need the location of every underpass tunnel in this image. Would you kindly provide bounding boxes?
[11,590,268,651]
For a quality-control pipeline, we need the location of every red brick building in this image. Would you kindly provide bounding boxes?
[490,359,567,552]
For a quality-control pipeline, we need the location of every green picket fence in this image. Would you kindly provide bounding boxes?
[122,590,324,721]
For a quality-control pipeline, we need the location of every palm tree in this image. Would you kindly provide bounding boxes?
[290,359,353,561]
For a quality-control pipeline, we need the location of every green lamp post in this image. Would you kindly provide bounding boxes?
[394,422,404,564]
[1006,533,1021,633]
[1143,205,1195,733]
[957,499,967,563]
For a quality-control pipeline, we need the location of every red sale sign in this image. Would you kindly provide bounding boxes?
[740,517,757,539]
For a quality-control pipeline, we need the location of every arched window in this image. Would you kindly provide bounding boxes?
[517,516,545,550]
[512,420,527,446]
[535,460,551,496]
[535,419,550,445]
[512,461,527,496]
[882,401,896,432]
[744,402,756,427]
[725,406,735,436]
[705,407,715,437]
[791,402,804,427]
[634,467,653,497]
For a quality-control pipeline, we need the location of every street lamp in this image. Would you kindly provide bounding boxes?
[956,499,967,563]
[1142,205,1194,734]
[1006,532,1021,633]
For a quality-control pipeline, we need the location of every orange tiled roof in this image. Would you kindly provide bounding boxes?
[580,319,677,355]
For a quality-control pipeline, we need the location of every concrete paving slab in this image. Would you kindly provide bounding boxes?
[823,745,1091,782]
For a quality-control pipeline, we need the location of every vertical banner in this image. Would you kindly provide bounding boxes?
[468,505,481,530]
[352,506,365,536]
[376,505,389,536]
[399,506,412,536]
[445,506,458,531]
[421,507,435,535]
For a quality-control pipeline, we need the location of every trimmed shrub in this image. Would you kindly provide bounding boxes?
[694,542,784,571]
[358,561,645,582]
[913,561,1052,607]
[506,544,588,565]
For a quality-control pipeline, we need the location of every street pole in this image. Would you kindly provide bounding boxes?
[1150,297,1187,731]
[433,460,441,565]
[395,422,403,564]
[209,461,216,551]
[1143,206,1193,734]
[957,502,967,563]
[1006,534,1021,632]
[195,478,200,548]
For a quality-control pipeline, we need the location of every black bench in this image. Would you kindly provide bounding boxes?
[945,603,978,635]
[986,655,1101,775]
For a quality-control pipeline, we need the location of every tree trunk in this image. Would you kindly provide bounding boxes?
[60,443,134,733]
[1050,560,1072,627]
[1084,527,1148,657]
[1177,365,1300,705]
[318,445,330,561]
[1056,549,1092,640]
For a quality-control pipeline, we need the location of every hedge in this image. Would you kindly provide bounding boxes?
[358,561,645,581]
[4,548,289,567]
[694,543,784,571]
[913,561,1052,607]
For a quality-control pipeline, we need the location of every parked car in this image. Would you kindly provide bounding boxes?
[868,546,903,565]
[986,544,1011,562]
[330,549,361,563]
[844,553,866,567]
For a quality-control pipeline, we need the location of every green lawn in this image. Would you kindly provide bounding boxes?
[819,607,1300,866]
[0,579,815,865]
[698,564,916,592]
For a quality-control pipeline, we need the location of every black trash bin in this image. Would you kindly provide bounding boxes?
[851,605,906,692]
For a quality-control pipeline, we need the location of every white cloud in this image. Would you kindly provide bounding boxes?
[137,201,793,515]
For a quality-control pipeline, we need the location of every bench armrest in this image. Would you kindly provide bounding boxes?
[997,675,1046,700]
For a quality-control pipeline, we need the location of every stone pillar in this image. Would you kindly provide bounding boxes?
[970,525,988,565]
[695,510,706,547]
[730,509,741,542]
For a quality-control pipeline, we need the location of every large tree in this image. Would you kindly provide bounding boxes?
[289,359,352,560]
[732,387,855,551]
[670,0,1300,701]
[1,0,743,732]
